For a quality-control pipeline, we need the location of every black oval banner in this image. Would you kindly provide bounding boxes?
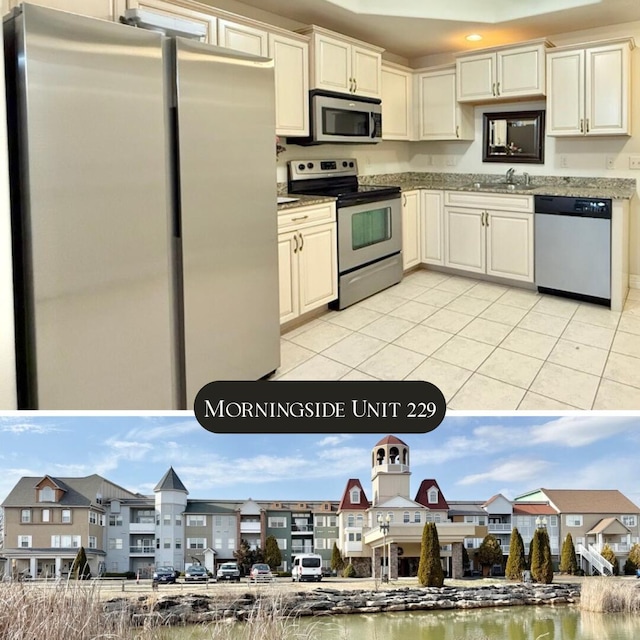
[194,381,446,434]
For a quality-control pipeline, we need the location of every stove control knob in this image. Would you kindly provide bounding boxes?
[342,161,348,167]
[349,161,355,168]
[297,163,305,171]
[307,162,314,169]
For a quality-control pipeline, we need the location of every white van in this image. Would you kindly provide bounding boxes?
[291,553,323,582]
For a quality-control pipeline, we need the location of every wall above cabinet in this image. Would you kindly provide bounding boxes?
[455,39,553,104]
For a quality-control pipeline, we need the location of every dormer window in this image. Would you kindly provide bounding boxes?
[39,486,55,502]
[350,487,360,504]
[428,488,439,504]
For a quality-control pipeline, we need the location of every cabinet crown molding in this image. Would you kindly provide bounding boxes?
[296,24,385,53]
[549,36,635,53]
[454,37,554,58]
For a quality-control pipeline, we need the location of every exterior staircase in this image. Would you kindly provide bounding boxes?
[575,543,613,576]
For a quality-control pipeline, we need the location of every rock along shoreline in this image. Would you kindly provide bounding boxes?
[104,583,581,627]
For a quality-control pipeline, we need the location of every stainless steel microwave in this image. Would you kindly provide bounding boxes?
[293,90,382,145]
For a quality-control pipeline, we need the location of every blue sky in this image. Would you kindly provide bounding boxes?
[1,414,639,507]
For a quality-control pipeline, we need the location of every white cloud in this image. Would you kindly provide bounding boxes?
[457,458,553,486]
[0,418,59,435]
[317,435,352,447]
[528,415,639,447]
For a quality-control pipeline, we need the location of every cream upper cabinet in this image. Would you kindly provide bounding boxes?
[300,26,383,99]
[8,0,125,20]
[547,39,633,137]
[401,191,421,270]
[125,0,217,44]
[269,33,309,137]
[456,41,550,103]
[416,67,473,141]
[217,18,268,56]
[381,63,412,140]
[444,192,534,282]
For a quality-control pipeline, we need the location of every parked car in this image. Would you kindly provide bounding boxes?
[248,563,274,583]
[185,564,209,582]
[216,562,240,582]
[153,566,177,584]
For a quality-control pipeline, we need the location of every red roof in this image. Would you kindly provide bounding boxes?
[414,479,449,510]
[374,435,408,447]
[338,479,370,511]
[513,503,558,516]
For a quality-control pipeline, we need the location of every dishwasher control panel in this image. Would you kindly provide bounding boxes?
[534,195,611,219]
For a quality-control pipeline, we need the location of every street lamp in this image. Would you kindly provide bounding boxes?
[377,513,390,583]
[535,516,548,529]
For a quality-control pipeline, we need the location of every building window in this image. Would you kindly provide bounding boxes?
[156,538,160,549]
[186,515,206,527]
[187,538,206,549]
[548,516,557,528]
[347,533,362,542]
[622,515,638,527]
[42,509,50,523]
[403,512,410,524]
[108,538,123,550]
[163,514,171,525]
[347,514,355,527]
[387,512,394,523]
[21,509,31,523]
[109,515,123,527]
[18,535,32,548]
[566,515,583,527]
[228,538,235,550]
[350,488,360,504]
[164,538,171,549]
[175,515,182,526]
[39,487,55,502]
[214,538,222,549]
[51,535,81,548]
[275,538,287,550]
[62,509,71,524]
[428,488,438,504]
[414,512,421,523]
[356,514,363,527]
[89,512,98,525]
[99,514,105,526]
[328,516,337,527]
[88,536,97,549]
[215,516,222,526]
[268,516,286,528]
[176,538,182,549]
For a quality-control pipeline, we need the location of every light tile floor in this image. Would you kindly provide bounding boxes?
[275,270,640,410]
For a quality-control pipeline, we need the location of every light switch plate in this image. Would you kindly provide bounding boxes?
[629,156,640,170]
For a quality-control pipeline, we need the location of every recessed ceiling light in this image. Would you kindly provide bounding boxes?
[466,34,483,42]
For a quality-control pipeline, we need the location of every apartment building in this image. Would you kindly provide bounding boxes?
[2,436,639,579]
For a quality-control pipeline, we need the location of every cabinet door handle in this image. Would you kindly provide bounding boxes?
[299,231,304,251]
[492,82,496,96]
[354,78,357,92]
[580,119,584,133]
[350,77,355,93]
[456,125,459,138]
[402,193,407,206]
[485,211,490,227]
[496,82,500,96]
[481,211,485,226]
[293,234,298,253]
[291,215,309,222]
[585,118,589,133]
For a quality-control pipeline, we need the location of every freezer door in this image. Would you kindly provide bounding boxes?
[7,6,177,408]
[173,38,280,404]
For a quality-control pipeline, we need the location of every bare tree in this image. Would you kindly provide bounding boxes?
[0,507,4,550]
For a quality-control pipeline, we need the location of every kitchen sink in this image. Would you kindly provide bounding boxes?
[464,182,538,191]
[277,196,300,204]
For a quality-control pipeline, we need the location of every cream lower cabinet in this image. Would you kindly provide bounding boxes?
[443,192,534,282]
[421,190,444,266]
[402,190,421,270]
[278,203,337,324]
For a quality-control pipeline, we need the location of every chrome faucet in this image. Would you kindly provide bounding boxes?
[506,167,515,184]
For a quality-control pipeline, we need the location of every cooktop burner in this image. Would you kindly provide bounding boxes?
[287,158,400,206]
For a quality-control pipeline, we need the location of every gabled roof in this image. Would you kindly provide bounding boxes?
[154,467,188,494]
[539,489,640,514]
[587,517,631,535]
[184,501,236,515]
[447,501,486,517]
[512,503,558,516]
[338,479,370,511]
[414,479,449,510]
[374,435,408,447]
[375,495,424,510]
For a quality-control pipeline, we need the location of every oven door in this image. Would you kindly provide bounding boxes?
[312,93,381,144]
[337,196,402,273]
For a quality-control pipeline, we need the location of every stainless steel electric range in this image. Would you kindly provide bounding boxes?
[287,159,402,310]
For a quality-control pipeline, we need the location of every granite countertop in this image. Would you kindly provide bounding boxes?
[276,193,336,210]
[359,172,637,200]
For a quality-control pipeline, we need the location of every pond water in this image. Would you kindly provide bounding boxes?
[158,606,640,640]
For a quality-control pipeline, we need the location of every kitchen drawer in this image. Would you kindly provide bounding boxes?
[444,190,533,213]
[277,202,336,231]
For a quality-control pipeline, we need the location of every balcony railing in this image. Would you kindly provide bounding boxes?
[291,546,314,554]
[129,522,155,534]
[240,522,261,534]
[488,523,512,532]
[130,546,154,554]
[593,542,631,554]
[291,525,313,533]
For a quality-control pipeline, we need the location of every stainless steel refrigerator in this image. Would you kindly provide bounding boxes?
[4,3,280,409]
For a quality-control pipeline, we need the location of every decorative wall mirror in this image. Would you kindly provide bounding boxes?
[483,110,545,164]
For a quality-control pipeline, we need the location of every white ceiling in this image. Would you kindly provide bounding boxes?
[230,0,640,59]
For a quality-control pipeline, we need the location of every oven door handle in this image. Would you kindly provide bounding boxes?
[338,194,401,208]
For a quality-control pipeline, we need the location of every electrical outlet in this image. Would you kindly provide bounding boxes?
[559,155,568,168]
[606,156,616,170]
[630,156,640,170]
[446,156,457,166]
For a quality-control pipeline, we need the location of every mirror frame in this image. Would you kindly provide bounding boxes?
[482,110,545,164]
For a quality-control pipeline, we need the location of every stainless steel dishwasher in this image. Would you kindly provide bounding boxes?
[534,195,611,306]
